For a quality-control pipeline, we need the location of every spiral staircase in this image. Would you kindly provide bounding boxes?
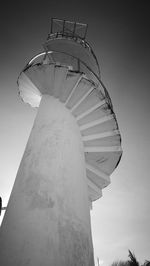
[18,63,122,202]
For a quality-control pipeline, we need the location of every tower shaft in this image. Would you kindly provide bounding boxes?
[0,95,94,266]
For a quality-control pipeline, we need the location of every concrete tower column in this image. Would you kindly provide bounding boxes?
[0,95,94,266]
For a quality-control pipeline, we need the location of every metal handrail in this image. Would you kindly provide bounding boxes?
[46,32,101,78]
[23,50,113,111]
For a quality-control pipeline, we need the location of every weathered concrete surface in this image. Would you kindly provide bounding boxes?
[0,95,94,266]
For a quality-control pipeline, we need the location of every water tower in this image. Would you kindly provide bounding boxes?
[0,19,122,266]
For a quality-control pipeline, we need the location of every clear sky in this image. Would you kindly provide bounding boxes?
[0,1,150,265]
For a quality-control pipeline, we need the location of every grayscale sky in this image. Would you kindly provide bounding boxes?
[0,1,150,265]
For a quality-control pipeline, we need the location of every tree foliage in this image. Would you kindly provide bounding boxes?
[111,260,129,266]
[110,250,150,266]
[128,250,139,266]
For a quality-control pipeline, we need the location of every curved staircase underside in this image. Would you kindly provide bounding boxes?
[18,63,122,202]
